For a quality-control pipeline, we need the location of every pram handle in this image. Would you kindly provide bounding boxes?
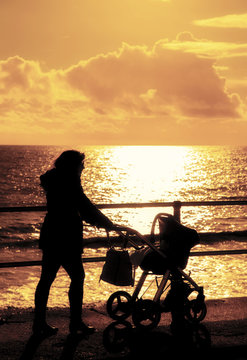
[110,225,168,261]
[110,225,145,249]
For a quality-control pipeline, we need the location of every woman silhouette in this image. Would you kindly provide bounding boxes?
[33,150,114,336]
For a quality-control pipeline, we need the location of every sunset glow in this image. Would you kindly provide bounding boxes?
[0,0,247,145]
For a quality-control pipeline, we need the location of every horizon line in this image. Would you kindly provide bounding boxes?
[0,143,247,147]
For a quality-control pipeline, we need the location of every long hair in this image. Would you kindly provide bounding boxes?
[54,150,85,172]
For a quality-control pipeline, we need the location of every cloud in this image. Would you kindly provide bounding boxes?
[64,41,239,119]
[0,38,245,144]
[194,13,247,28]
[0,56,93,132]
[163,31,247,59]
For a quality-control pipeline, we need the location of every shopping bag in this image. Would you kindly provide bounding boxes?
[100,248,134,286]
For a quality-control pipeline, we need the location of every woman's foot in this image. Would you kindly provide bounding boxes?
[32,322,59,337]
[69,321,95,336]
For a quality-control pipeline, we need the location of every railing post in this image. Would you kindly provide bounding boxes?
[173,201,181,223]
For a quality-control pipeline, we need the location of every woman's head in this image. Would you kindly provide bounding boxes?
[54,150,85,174]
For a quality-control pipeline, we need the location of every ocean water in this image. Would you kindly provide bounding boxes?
[0,145,247,308]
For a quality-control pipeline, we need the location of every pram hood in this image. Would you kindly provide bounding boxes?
[130,215,200,273]
[158,215,200,269]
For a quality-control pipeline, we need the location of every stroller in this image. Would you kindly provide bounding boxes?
[104,213,207,331]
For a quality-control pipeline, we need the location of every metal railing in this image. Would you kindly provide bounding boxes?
[0,200,247,268]
[1,199,247,222]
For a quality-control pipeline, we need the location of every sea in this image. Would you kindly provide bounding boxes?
[0,145,247,309]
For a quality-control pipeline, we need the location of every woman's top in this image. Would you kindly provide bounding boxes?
[39,168,113,253]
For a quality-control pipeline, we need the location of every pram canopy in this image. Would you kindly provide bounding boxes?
[140,215,200,273]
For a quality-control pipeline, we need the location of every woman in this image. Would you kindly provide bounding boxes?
[33,150,114,336]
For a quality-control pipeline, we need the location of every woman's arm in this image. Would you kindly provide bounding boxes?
[78,190,114,230]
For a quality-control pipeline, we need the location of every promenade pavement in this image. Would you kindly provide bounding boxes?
[0,297,247,359]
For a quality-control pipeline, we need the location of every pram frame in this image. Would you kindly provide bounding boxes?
[106,214,206,329]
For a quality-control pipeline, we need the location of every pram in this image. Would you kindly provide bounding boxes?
[104,213,207,331]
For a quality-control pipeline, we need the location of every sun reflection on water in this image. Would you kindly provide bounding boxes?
[91,146,188,204]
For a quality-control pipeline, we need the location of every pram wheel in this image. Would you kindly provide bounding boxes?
[132,299,161,330]
[185,299,207,323]
[103,320,132,353]
[107,291,132,320]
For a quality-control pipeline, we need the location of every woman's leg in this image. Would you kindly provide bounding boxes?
[62,253,85,328]
[33,251,60,329]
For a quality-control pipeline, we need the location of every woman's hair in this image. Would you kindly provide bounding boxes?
[54,150,85,171]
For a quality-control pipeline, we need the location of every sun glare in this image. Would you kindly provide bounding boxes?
[106,146,188,204]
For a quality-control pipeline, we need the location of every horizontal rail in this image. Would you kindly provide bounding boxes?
[0,206,46,212]
[190,249,247,257]
[0,249,247,268]
[0,257,107,268]
[1,200,247,213]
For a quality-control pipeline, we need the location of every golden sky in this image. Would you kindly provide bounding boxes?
[0,0,247,145]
